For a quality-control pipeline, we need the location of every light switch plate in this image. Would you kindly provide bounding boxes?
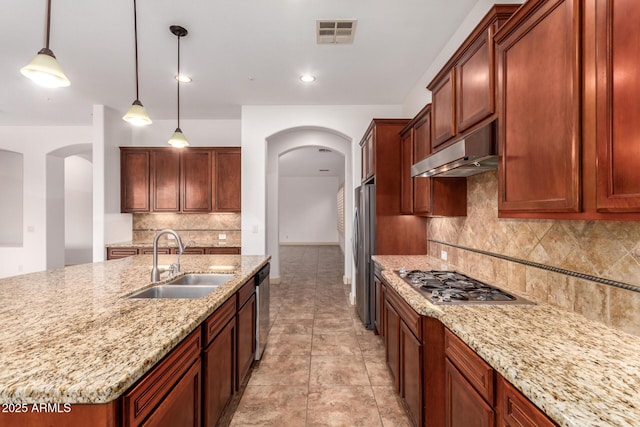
[441,250,448,261]
[218,233,226,240]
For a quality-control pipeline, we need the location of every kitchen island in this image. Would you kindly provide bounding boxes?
[374,255,640,427]
[0,254,269,425]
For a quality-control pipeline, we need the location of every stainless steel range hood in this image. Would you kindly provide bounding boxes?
[411,121,497,178]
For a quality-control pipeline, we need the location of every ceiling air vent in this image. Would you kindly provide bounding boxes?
[319,169,330,172]
[319,148,332,153]
[316,20,357,44]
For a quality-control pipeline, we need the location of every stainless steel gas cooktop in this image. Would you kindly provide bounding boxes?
[396,269,534,305]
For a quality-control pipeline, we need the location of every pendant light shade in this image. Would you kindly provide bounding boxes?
[169,25,189,147]
[168,128,189,148]
[123,0,152,126]
[21,0,70,88]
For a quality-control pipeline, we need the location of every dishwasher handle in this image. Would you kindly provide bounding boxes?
[255,263,270,285]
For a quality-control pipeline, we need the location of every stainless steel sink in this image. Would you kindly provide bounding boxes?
[166,273,234,286]
[128,274,234,299]
[129,284,221,299]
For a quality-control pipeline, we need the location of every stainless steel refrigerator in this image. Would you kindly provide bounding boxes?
[353,184,376,329]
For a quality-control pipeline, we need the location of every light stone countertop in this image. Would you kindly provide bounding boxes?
[373,255,640,427]
[106,240,241,248]
[0,254,269,405]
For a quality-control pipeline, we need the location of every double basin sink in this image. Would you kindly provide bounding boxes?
[129,274,234,299]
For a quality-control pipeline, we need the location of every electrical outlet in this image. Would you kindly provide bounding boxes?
[441,250,448,261]
[218,233,226,240]
[167,234,176,240]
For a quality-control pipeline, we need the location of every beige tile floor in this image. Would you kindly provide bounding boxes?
[229,245,412,426]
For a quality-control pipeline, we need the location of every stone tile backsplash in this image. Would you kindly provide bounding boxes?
[132,213,241,245]
[428,170,640,336]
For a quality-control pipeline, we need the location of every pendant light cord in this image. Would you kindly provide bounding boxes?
[177,34,181,128]
[133,0,140,100]
[45,0,52,49]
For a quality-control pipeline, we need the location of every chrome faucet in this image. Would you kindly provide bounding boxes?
[150,229,185,282]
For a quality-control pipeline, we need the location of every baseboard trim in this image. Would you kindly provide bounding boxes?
[270,276,281,284]
[349,292,356,306]
[343,276,351,285]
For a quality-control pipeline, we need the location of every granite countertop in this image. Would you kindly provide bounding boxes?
[373,255,640,427]
[0,254,269,405]
[106,240,241,248]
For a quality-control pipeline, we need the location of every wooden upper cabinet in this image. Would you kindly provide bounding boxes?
[121,149,150,212]
[213,149,241,212]
[181,149,213,213]
[430,69,457,151]
[595,0,640,212]
[121,147,241,213]
[456,26,494,133]
[428,5,519,153]
[151,149,181,212]
[496,0,581,214]
[360,131,375,182]
[400,128,415,214]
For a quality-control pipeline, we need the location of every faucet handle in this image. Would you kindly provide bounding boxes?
[169,263,180,277]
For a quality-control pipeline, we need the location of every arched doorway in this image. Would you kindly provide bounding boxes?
[266,127,352,292]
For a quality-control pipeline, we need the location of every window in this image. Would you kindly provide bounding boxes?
[0,150,23,246]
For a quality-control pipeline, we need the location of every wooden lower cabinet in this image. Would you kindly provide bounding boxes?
[445,359,495,427]
[384,298,401,391]
[142,359,201,427]
[496,374,556,427]
[401,321,423,427]
[122,330,202,426]
[374,273,385,336]
[106,246,241,260]
[203,310,236,427]
[237,283,256,386]
[106,248,139,259]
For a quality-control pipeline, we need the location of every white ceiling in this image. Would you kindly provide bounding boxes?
[0,0,479,126]
[279,146,345,178]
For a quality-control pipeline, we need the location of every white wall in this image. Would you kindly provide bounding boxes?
[279,176,340,244]
[65,156,93,265]
[0,150,23,246]
[242,104,403,295]
[92,105,133,262]
[402,0,524,117]
[132,119,241,147]
[0,126,92,278]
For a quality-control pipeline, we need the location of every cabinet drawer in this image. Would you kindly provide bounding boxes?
[123,329,201,426]
[385,284,421,339]
[445,329,494,405]
[237,280,255,308]
[140,247,172,255]
[204,296,236,346]
[497,374,556,427]
[181,247,206,255]
[206,247,241,255]
[107,248,139,260]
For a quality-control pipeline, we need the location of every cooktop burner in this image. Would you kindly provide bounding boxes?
[396,269,533,305]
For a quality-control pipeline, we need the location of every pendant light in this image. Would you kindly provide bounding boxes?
[21,0,70,88]
[123,0,152,126]
[168,25,189,148]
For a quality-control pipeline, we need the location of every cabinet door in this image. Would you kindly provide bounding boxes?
[203,318,236,427]
[456,26,494,133]
[121,149,150,213]
[373,275,382,335]
[431,69,456,151]
[445,360,494,427]
[206,247,241,255]
[384,298,401,392]
[496,375,555,427]
[497,0,581,213]
[213,149,241,212]
[400,129,414,214]
[595,0,640,212]
[142,359,201,427]
[413,112,433,215]
[181,149,213,213]
[151,149,180,213]
[401,322,423,427]
[237,293,256,386]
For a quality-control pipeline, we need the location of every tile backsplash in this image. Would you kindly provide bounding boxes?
[428,170,640,336]
[132,213,241,245]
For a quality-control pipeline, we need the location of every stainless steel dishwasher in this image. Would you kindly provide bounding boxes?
[254,263,270,360]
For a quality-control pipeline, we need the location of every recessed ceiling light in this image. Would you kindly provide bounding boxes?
[300,74,316,83]
[175,74,192,83]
